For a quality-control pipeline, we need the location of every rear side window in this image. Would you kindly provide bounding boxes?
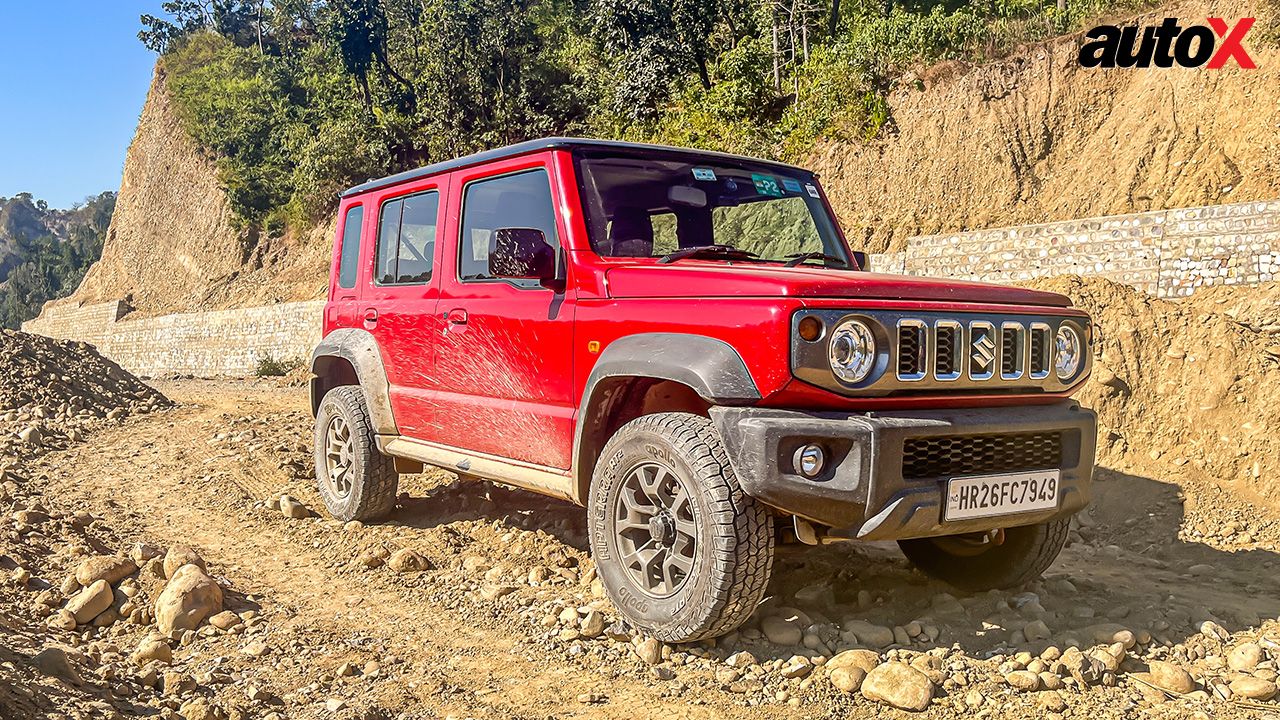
[459,169,559,281]
[375,191,440,285]
[337,205,364,289]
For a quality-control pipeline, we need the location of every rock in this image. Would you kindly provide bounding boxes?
[580,610,605,639]
[725,651,757,668]
[1040,690,1067,712]
[780,655,812,679]
[861,662,934,712]
[325,698,346,712]
[48,609,76,631]
[479,584,516,600]
[1146,661,1195,695]
[1023,620,1051,642]
[761,614,804,646]
[1228,642,1264,672]
[1230,677,1277,701]
[387,548,431,573]
[74,556,137,587]
[279,496,311,519]
[163,546,206,579]
[179,698,223,720]
[13,509,48,524]
[1005,670,1041,692]
[132,638,173,666]
[830,666,866,693]
[129,543,163,564]
[30,646,81,683]
[842,619,896,648]
[793,583,834,608]
[208,610,239,630]
[164,670,196,696]
[154,564,224,633]
[18,426,42,446]
[828,649,881,675]
[65,579,113,624]
[635,637,663,665]
[1061,649,1104,685]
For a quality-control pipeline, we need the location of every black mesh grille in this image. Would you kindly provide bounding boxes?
[1030,328,1047,375]
[936,325,957,376]
[902,432,1063,479]
[1001,328,1019,376]
[898,326,922,377]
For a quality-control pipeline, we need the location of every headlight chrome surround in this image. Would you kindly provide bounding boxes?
[828,319,877,384]
[1054,324,1083,380]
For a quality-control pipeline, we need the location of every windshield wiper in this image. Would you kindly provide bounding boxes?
[783,252,850,268]
[658,245,762,264]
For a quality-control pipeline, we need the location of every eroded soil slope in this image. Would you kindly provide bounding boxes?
[812,0,1280,253]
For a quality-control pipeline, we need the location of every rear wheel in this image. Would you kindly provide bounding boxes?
[587,412,774,643]
[897,517,1070,591]
[314,386,398,521]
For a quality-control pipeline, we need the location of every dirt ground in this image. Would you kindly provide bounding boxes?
[3,376,1279,720]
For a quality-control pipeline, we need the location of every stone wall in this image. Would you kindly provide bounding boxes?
[22,300,325,378]
[868,198,1280,297]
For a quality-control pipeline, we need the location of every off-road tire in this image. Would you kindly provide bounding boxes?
[897,517,1070,591]
[587,412,774,643]
[314,386,398,521]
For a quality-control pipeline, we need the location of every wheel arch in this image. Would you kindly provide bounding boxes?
[310,328,398,435]
[570,333,760,504]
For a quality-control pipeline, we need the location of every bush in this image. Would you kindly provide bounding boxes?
[254,353,300,378]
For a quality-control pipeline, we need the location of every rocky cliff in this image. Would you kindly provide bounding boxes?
[53,69,331,318]
[811,1,1280,253]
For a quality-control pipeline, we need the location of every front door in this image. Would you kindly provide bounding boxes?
[429,154,576,469]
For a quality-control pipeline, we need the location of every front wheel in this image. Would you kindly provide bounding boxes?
[897,517,1070,591]
[587,413,774,643]
[314,386,399,521]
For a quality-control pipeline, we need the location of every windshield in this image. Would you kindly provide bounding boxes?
[573,149,850,264]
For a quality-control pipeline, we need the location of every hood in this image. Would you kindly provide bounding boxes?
[603,262,1073,307]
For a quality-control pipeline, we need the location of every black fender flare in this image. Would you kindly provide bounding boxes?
[310,328,398,435]
[570,332,760,502]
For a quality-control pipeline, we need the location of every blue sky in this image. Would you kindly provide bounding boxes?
[0,3,157,209]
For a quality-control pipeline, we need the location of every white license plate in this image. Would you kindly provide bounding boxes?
[944,470,1061,521]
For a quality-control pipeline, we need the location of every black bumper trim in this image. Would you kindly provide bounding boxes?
[709,402,1096,541]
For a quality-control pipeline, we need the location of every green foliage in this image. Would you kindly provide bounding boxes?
[254,352,301,377]
[0,193,116,329]
[142,0,1156,228]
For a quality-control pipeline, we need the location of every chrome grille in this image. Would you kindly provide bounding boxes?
[902,431,1063,479]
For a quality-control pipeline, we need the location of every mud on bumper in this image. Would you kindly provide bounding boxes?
[709,402,1096,541]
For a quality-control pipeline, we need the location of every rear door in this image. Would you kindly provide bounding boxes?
[327,202,366,329]
[363,182,447,438]
[428,154,577,469]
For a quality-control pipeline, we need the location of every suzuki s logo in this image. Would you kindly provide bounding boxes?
[1079,18,1256,69]
[972,333,996,372]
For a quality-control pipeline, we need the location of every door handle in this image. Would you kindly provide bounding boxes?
[446,309,468,325]
[362,308,379,327]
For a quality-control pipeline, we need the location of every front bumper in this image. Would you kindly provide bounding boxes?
[709,401,1096,541]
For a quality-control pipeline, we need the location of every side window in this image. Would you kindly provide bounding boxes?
[459,169,558,281]
[337,205,363,289]
[375,191,439,285]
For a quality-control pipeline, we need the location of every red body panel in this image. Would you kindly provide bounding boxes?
[323,147,1091,473]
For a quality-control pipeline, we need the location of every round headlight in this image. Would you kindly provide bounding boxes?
[829,320,876,384]
[1054,325,1083,380]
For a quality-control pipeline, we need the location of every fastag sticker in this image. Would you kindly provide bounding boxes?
[1079,17,1256,69]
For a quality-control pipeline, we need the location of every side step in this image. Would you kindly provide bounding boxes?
[379,436,577,504]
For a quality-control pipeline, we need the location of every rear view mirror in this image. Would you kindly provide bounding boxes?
[668,185,707,208]
[489,227,555,281]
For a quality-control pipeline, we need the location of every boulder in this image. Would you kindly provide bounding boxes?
[1146,661,1195,695]
[1230,677,1277,701]
[132,638,173,666]
[861,662,934,712]
[74,556,137,587]
[828,649,882,675]
[65,580,113,624]
[387,548,431,573]
[155,565,223,633]
[830,666,866,693]
[163,546,206,579]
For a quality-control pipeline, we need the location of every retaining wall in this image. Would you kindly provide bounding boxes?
[22,300,325,378]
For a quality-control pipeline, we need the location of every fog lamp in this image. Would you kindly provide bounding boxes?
[793,443,826,478]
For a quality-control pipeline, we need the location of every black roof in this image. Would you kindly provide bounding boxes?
[340,137,811,198]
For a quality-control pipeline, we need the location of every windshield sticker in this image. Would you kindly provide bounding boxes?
[805,183,821,198]
[752,173,783,197]
[782,178,802,193]
[692,167,717,181]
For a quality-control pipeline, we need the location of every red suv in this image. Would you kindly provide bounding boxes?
[310,138,1096,643]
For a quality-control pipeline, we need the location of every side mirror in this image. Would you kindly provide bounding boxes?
[489,227,556,282]
[850,250,869,271]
